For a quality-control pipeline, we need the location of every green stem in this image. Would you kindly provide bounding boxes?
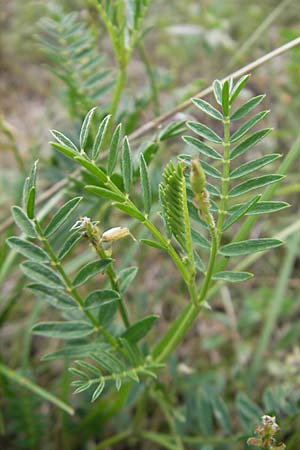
[110,67,126,125]
[216,115,231,234]
[92,242,130,328]
[33,220,120,350]
[92,430,131,450]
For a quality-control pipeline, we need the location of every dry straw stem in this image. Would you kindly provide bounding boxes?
[1,36,300,234]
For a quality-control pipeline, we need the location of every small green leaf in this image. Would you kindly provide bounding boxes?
[85,186,125,202]
[85,290,120,309]
[28,283,75,309]
[42,343,108,361]
[51,142,78,159]
[192,98,223,121]
[99,302,117,327]
[140,154,152,215]
[220,238,282,256]
[22,261,65,288]
[140,239,168,251]
[32,321,94,339]
[26,187,36,219]
[230,154,281,179]
[201,161,222,179]
[230,128,272,160]
[80,107,97,150]
[187,121,222,144]
[221,80,230,116]
[121,137,133,194]
[230,128,272,159]
[213,79,222,105]
[51,130,78,152]
[191,229,210,249]
[231,95,265,121]
[113,203,145,221]
[183,136,222,160]
[245,201,290,215]
[229,175,284,197]
[222,195,260,231]
[44,197,82,237]
[91,380,105,402]
[11,206,37,238]
[7,237,49,262]
[121,315,159,343]
[211,396,232,434]
[229,75,250,104]
[231,110,269,143]
[107,124,122,175]
[58,232,81,260]
[212,271,253,282]
[159,120,186,140]
[92,114,111,160]
[119,267,138,293]
[73,259,112,287]
[73,157,107,182]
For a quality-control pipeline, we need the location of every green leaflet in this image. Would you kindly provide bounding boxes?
[192,98,223,121]
[212,271,253,282]
[32,321,94,339]
[243,201,290,215]
[44,197,82,237]
[230,128,272,160]
[210,396,232,434]
[80,107,97,151]
[99,301,116,328]
[121,315,159,343]
[50,130,78,152]
[51,142,78,159]
[140,239,168,251]
[28,283,75,309]
[230,154,281,179]
[23,161,38,219]
[7,237,50,263]
[183,136,222,160]
[229,75,250,104]
[113,203,145,221]
[121,137,133,194]
[22,261,65,288]
[85,185,125,202]
[191,229,210,249]
[58,232,81,260]
[139,154,152,215]
[231,110,269,143]
[159,120,186,140]
[74,156,107,182]
[221,195,261,231]
[119,266,138,293]
[160,161,192,254]
[231,95,265,121]
[213,79,222,105]
[42,343,109,361]
[92,114,111,160]
[221,79,230,116]
[229,174,284,197]
[187,121,222,144]
[219,238,282,256]
[11,206,37,238]
[85,290,120,309]
[91,381,105,402]
[107,124,122,175]
[73,259,112,287]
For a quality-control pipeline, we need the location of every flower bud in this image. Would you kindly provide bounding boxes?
[190,157,206,195]
[101,227,135,243]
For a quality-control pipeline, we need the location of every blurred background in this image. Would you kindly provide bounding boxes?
[1,0,300,449]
